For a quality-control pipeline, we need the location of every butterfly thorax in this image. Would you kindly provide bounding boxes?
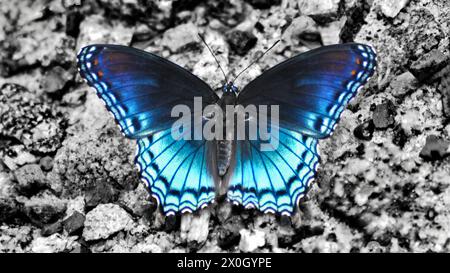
[216,84,238,176]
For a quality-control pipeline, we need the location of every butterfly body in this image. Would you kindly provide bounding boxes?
[77,42,377,216]
[216,83,238,176]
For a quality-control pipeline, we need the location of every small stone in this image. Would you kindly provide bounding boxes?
[39,156,53,172]
[440,64,450,118]
[389,72,417,97]
[84,181,118,210]
[161,22,198,53]
[3,146,38,171]
[63,211,85,235]
[372,100,396,129]
[238,229,266,252]
[180,210,210,246]
[14,164,47,197]
[409,48,450,82]
[66,10,83,38]
[83,203,133,241]
[353,120,375,141]
[419,135,450,161]
[41,221,63,237]
[297,0,340,19]
[41,66,73,94]
[393,126,408,148]
[30,234,74,253]
[283,16,321,49]
[377,0,409,18]
[22,192,67,225]
[118,183,152,217]
[226,30,257,56]
[244,0,281,9]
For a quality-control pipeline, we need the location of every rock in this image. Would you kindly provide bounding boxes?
[372,101,396,129]
[226,30,257,56]
[84,181,118,210]
[297,0,340,20]
[403,9,445,60]
[62,86,87,106]
[409,48,450,82]
[41,221,63,237]
[0,226,34,253]
[161,22,198,53]
[1,19,76,73]
[2,146,38,171]
[207,0,245,27]
[83,203,133,241]
[389,72,417,97]
[97,0,155,21]
[63,211,85,235]
[218,216,244,250]
[22,192,67,225]
[39,156,53,172]
[180,210,210,246]
[30,234,76,253]
[339,1,371,43]
[41,66,73,94]
[376,0,409,18]
[353,120,375,141]
[419,135,450,161]
[0,83,67,154]
[76,15,134,52]
[283,16,321,49]
[118,183,152,217]
[440,64,450,118]
[30,121,65,154]
[392,126,408,148]
[14,164,47,196]
[238,229,266,252]
[319,18,346,45]
[65,10,83,38]
[244,0,281,9]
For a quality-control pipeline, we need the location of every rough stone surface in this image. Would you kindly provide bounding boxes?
[376,0,410,18]
[63,211,85,235]
[1,0,450,254]
[372,100,396,129]
[239,229,266,252]
[419,135,450,161]
[83,204,133,241]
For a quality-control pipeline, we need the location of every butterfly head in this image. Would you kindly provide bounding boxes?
[223,82,238,94]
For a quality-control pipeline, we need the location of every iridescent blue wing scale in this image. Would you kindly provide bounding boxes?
[77,44,220,215]
[135,127,218,215]
[237,43,377,139]
[227,43,377,214]
[225,127,320,215]
[77,44,219,138]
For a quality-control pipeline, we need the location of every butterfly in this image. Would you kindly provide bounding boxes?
[77,41,377,216]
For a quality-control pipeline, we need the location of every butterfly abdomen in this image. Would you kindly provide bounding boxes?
[217,140,233,176]
[216,91,237,176]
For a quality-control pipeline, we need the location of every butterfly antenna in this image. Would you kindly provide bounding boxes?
[232,40,280,83]
[198,33,228,83]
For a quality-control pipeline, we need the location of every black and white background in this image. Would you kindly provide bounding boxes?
[0,0,449,253]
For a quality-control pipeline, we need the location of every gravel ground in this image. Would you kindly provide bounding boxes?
[1,0,450,253]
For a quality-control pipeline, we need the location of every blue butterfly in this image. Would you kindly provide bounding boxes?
[77,42,377,216]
